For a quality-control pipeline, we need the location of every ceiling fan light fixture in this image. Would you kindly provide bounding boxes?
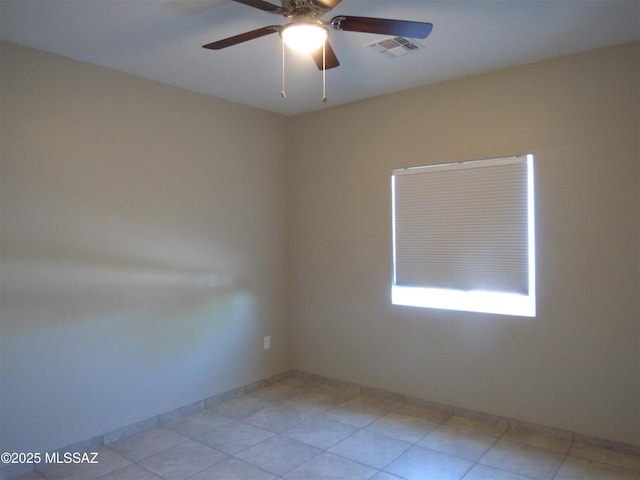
[281,22,328,53]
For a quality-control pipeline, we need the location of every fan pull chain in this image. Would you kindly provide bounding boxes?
[281,39,286,98]
[321,42,327,103]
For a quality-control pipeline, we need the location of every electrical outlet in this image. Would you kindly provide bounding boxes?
[263,336,271,350]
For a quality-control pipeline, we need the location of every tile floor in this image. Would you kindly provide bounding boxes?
[14,376,640,480]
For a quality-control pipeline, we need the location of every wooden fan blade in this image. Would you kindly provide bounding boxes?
[232,0,283,14]
[309,0,342,10]
[331,16,433,39]
[202,25,280,50]
[310,41,340,70]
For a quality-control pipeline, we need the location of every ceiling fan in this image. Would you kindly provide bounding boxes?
[202,0,433,71]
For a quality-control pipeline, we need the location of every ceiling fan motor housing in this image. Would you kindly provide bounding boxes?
[282,0,328,18]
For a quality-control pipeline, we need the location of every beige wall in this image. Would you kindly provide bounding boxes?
[1,42,290,453]
[288,42,640,445]
[1,40,639,455]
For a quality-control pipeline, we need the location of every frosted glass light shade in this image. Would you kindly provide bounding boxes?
[282,24,328,53]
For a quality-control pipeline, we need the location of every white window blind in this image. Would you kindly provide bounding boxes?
[391,155,535,316]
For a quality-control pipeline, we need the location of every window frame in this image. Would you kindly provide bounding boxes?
[390,154,536,317]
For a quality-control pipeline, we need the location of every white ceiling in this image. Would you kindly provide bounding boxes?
[1,0,638,116]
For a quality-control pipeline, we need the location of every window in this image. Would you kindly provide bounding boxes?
[391,154,535,316]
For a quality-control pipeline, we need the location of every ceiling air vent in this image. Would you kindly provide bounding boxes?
[367,37,424,58]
